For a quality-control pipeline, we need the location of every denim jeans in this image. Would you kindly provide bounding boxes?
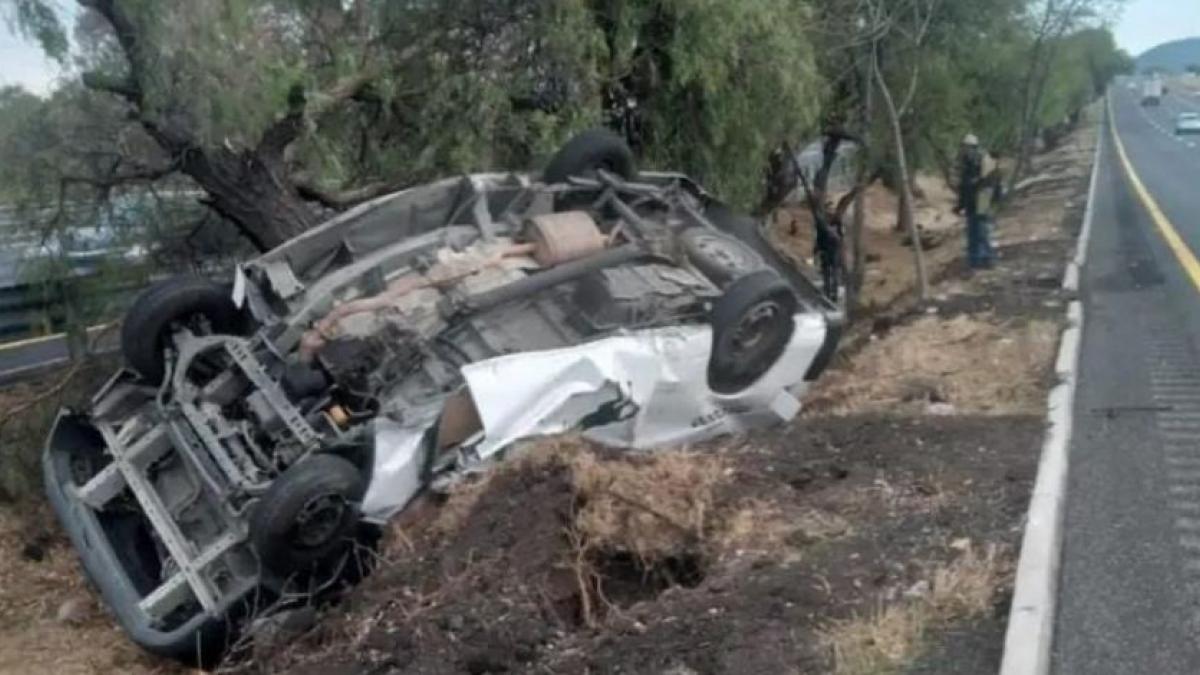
[967,213,994,268]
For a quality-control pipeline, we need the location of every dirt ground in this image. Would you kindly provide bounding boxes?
[0,509,179,675]
[0,120,1096,674]
[769,173,961,313]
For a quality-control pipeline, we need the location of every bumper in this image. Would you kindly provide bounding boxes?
[42,411,248,662]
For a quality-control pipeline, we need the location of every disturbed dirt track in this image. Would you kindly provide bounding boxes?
[261,417,1041,675]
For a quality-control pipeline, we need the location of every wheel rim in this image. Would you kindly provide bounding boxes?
[290,494,349,550]
[730,301,782,358]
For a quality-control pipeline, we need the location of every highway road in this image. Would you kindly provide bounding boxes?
[0,324,118,386]
[1053,86,1200,674]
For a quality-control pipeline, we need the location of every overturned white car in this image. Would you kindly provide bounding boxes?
[43,130,841,663]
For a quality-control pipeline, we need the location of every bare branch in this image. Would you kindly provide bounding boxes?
[292,176,399,210]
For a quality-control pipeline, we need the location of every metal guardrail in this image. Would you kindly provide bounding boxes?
[0,278,143,341]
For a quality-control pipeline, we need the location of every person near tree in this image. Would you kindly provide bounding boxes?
[954,133,1003,269]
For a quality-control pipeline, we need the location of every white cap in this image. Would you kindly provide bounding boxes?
[962,133,980,146]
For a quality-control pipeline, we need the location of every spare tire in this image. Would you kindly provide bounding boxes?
[708,270,798,394]
[121,276,241,384]
[543,129,636,184]
[250,454,365,576]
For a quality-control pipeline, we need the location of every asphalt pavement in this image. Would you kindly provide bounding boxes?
[1053,89,1200,674]
[0,324,117,386]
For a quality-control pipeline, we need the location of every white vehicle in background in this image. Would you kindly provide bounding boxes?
[1142,78,1164,107]
[1176,112,1200,136]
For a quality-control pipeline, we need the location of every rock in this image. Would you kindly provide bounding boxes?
[950,537,972,552]
[903,580,931,599]
[927,402,957,416]
[20,542,46,563]
[250,606,318,660]
[56,595,93,625]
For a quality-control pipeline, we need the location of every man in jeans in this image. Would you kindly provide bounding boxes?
[955,133,1001,269]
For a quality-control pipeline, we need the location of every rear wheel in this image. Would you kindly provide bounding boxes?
[543,129,636,184]
[708,270,798,394]
[121,276,242,384]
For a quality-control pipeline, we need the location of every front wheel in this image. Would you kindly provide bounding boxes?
[250,455,366,576]
[708,271,798,394]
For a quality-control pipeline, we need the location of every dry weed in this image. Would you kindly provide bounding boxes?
[716,499,850,556]
[807,314,1059,415]
[570,448,724,561]
[821,545,1006,675]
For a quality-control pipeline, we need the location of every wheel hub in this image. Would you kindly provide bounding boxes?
[291,494,347,550]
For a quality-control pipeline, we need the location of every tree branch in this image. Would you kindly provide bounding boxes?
[292,176,399,210]
[257,71,380,158]
[59,158,179,189]
[81,70,140,102]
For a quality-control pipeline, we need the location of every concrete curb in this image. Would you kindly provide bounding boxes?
[1062,123,1104,294]
[999,109,1103,675]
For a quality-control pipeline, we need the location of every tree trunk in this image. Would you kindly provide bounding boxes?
[847,62,872,315]
[181,147,318,252]
[79,0,323,253]
[873,44,928,302]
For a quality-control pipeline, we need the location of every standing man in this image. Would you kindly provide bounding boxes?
[955,133,1001,269]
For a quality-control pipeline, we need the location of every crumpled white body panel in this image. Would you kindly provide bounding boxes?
[359,313,827,522]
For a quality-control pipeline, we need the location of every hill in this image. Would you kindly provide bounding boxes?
[1138,37,1200,74]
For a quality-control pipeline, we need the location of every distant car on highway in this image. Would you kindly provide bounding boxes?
[1176,112,1200,136]
[1142,79,1164,107]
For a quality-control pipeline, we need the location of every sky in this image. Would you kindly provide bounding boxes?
[1,0,1199,96]
[1114,0,1200,57]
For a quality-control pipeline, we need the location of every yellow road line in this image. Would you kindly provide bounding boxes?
[1107,94,1200,291]
[0,322,113,353]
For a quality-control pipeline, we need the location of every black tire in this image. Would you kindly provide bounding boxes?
[708,270,798,394]
[544,129,636,184]
[121,276,241,384]
[250,455,365,576]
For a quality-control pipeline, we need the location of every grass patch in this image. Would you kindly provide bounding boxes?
[822,545,1007,675]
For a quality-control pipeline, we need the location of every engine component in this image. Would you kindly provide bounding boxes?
[573,263,712,331]
[281,362,330,400]
[525,211,607,266]
[299,241,537,359]
[317,338,387,392]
